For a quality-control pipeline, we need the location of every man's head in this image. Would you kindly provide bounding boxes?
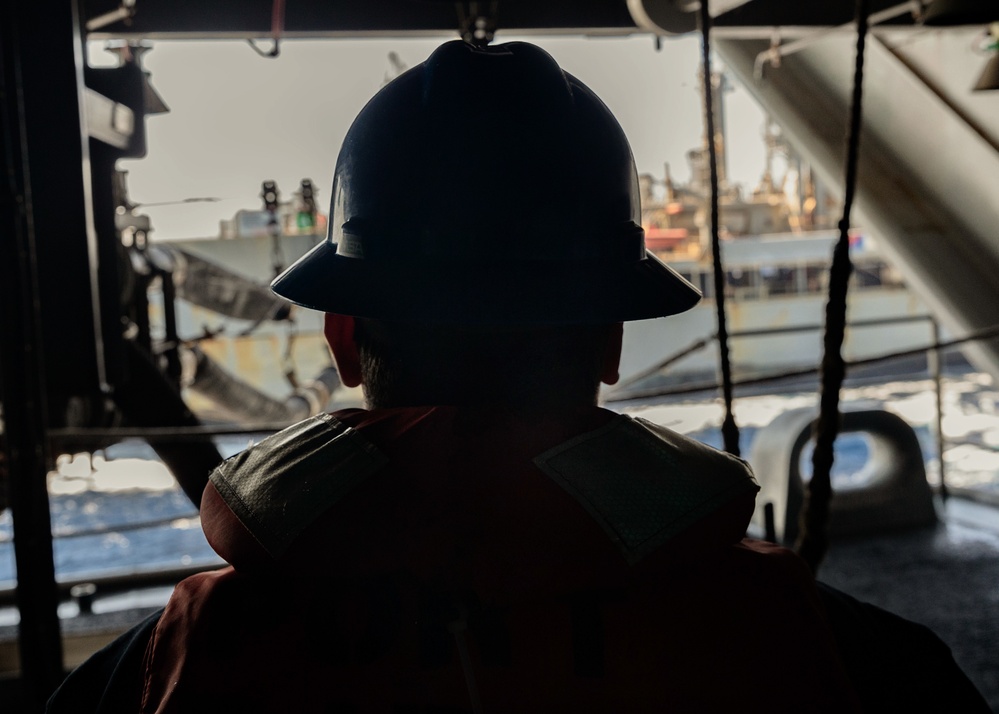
[324,314,623,410]
[272,40,699,408]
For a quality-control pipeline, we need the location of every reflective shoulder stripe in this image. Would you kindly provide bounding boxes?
[533,415,759,565]
[209,413,388,559]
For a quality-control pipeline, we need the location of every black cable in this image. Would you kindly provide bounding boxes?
[699,1,741,457]
[796,0,871,575]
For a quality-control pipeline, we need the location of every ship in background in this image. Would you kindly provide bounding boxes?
[133,177,342,424]
[616,116,940,397]
[146,113,941,414]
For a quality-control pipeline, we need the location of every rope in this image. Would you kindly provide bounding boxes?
[246,0,285,58]
[699,1,741,457]
[795,0,871,574]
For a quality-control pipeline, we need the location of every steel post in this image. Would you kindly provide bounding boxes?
[0,1,76,706]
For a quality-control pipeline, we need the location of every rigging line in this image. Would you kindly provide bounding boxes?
[796,0,871,575]
[247,0,285,58]
[699,1,740,457]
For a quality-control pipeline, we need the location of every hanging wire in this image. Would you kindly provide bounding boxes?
[698,1,740,457]
[795,0,871,574]
[247,0,285,58]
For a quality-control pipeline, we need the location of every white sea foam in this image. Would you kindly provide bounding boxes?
[40,373,999,497]
[621,372,999,494]
[48,453,178,495]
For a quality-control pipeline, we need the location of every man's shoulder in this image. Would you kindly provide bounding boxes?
[533,413,760,565]
[534,412,759,504]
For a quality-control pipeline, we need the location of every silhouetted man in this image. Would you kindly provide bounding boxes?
[49,40,986,714]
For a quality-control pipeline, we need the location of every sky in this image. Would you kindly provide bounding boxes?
[89,33,769,240]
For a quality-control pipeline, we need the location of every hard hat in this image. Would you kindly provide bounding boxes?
[271,40,700,324]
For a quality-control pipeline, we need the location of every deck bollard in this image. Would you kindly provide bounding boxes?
[749,407,937,544]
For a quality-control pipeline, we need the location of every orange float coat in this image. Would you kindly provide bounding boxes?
[139,406,860,713]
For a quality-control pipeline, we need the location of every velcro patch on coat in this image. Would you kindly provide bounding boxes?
[210,414,388,559]
[534,416,758,565]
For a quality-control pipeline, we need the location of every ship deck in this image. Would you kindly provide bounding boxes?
[819,495,999,710]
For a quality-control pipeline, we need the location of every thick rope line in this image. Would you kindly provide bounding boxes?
[699,1,740,457]
[795,0,871,574]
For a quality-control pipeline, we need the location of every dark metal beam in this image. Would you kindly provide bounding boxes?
[716,36,999,380]
[82,0,639,39]
[78,0,926,40]
[713,0,917,30]
[630,0,919,35]
[1,0,79,706]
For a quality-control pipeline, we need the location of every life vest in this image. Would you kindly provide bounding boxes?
[140,406,859,713]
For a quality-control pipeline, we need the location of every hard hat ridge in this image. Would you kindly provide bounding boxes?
[272,40,700,324]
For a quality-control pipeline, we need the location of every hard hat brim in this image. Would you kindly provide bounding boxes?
[271,240,701,325]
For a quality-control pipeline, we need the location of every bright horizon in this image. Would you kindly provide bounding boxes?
[90,33,771,241]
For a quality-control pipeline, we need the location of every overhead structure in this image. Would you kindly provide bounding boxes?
[709,31,999,379]
[78,2,999,382]
[921,0,999,26]
[80,0,930,39]
[626,3,999,382]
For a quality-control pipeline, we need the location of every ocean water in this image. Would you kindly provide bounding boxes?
[621,369,999,495]
[1,370,997,588]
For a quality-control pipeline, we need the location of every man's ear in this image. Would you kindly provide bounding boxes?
[600,323,624,386]
[323,313,363,388]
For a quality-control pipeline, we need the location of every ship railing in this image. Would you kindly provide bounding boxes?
[6,320,999,617]
[604,317,999,504]
[0,423,298,615]
[607,313,942,400]
[46,422,299,445]
[0,561,225,612]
